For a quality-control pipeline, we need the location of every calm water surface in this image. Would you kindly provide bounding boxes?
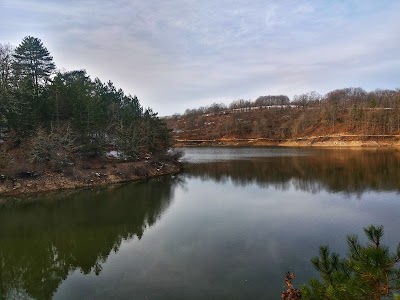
[1,147,400,299]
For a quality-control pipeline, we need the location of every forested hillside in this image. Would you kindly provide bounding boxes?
[0,36,172,163]
[165,89,400,145]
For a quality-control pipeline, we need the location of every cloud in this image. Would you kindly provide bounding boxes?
[1,0,400,115]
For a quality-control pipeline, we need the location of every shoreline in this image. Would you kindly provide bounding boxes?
[2,135,399,196]
[174,135,400,148]
[0,160,182,196]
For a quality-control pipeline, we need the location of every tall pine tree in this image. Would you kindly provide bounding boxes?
[0,43,14,130]
[12,36,56,134]
[13,36,55,90]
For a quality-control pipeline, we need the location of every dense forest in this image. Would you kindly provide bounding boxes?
[0,36,172,167]
[166,88,400,143]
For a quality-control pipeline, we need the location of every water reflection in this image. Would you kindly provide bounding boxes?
[1,148,400,299]
[0,176,178,300]
[185,149,400,195]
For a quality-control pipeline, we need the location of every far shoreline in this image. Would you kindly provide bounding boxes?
[174,135,400,148]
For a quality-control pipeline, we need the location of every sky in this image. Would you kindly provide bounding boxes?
[1,0,400,116]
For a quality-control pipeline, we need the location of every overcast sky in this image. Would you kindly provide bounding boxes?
[1,0,399,115]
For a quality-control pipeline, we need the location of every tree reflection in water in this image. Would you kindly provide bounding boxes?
[184,150,400,195]
[0,176,180,300]
[1,149,400,299]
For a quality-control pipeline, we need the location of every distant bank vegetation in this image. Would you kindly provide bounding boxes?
[166,88,400,141]
[0,36,172,167]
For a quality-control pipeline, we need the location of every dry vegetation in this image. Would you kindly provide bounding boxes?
[0,138,182,195]
[165,88,400,147]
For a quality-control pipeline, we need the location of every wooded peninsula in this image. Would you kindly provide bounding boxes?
[0,36,180,195]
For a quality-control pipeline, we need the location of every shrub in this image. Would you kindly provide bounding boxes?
[30,127,75,165]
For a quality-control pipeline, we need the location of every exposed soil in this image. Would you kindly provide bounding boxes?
[0,162,181,195]
[0,161,181,196]
[0,146,182,196]
[174,135,400,148]
[165,106,400,148]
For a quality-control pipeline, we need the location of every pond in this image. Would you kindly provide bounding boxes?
[1,147,400,299]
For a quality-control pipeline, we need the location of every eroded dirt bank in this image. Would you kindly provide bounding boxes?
[0,159,182,196]
[174,135,400,148]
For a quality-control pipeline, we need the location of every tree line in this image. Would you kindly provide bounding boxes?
[169,87,400,141]
[181,88,400,117]
[182,95,290,116]
[0,36,171,163]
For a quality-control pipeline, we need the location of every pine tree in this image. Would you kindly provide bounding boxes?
[11,36,56,135]
[0,43,14,130]
[301,225,400,300]
[12,36,55,91]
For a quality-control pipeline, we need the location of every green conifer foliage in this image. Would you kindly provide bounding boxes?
[302,225,400,300]
[11,36,56,134]
[12,36,55,89]
[1,36,174,158]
